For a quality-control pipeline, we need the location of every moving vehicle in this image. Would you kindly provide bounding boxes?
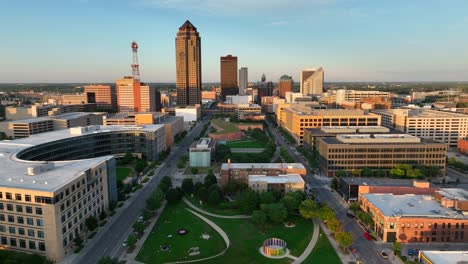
[379,250,389,259]
[346,211,356,219]
[363,232,373,241]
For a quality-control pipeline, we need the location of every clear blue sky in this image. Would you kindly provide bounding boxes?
[0,0,467,83]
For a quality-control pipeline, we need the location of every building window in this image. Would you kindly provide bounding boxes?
[27,218,33,225]
[10,238,17,247]
[0,225,4,233]
[0,236,6,245]
[36,208,43,215]
[28,229,34,237]
[38,231,44,238]
[18,228,25,235]
[6,193,12,200]
[8,215,14,223]
[6,204,13,211]
[17,216,24,224]
[15,194,21,201]
[39,242,46,251]
[0,203,3,210]
[9,227,15,234]
[25,195,31,202]
[19,239,26,248]
[26,206,32,214]
[29,241,36,250]
[36,219,44,227]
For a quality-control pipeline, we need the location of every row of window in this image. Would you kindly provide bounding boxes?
[0,225,44,238]
[0,236,45,251]
[0,214,44,227]
[0,203,42,215]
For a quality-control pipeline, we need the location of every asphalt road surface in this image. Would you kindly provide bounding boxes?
[69,117,211,264]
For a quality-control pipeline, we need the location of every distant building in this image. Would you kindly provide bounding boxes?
[61,94,87,105]
[176,20,202,106]
[175,105,201,122]
[220,163,306,187]
[359,191,468,243]
[257,82,273,104]
[6,104,54,120]
[239,67,248,95]
[189,138,216,167]
[225,95,252,104]
[419,250,468,264]
[372,109,468,147]
[116,77,156,112]
[249,174,304,193]
[332,89,390,104]
[278,75,293,98]
[284,92,312,103]
[103,112,167,126]
[201,91,217,100]
[84,84,116,110]
[300,67,324,96]
[155,89,162,112]
[220,55,239,101]
[317,134,446,177]
[458,137,468,154]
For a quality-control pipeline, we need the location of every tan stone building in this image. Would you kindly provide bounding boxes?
[84,85,116,110]
[176,20,202,106]
[300,67,324,96]
[317,134,446,177]
[359,192,468,243]
[277,105,381,144]
[116,77,156,112]
[371,109,468,147]
[248,174,305,193]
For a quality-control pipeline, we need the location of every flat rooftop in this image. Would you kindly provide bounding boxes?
[5,112,104,124]
[420,250,468,264]
[340,177,428,187]
[286,107,370,116]
[221,163,305,170]
[435,188,468,201]
[373,109,468,118]
[0,125,164,192]
[362,193,466,219]
[106,112,166,119]
[249,174,305,184]
[320,134,441,145]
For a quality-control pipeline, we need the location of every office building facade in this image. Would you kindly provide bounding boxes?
[300,68,324,96]
[84,85,116,110]
[239,67,248,95]
[220,55,238,101]
[278,75,293,98]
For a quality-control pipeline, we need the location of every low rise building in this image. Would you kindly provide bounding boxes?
[317,134,446,177]
[175,105,201,122]
[372,109,468,147]
[160,116,184,147]
[359,192,468,243]
[457,137,468,154]
[189,138,216,167]
[103,112,168,126]
[248,174,304,193]
[419,250,468,264]
[220,163,306,187]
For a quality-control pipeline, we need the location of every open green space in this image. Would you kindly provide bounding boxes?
[302,228,342,264]
[136,203,226,264]
[211,119,239,134]
[185,196,243,216]
[201,216,314,264]
[226,140,265,149]
[116,167,132,182]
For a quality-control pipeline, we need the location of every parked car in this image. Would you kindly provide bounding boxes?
[363,232,373,241]
[408,248,415,256]
[346,211,356,219]
[379,250,389,259]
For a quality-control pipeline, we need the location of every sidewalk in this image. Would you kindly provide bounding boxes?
[120,202,167,264]
[318,222,356,264]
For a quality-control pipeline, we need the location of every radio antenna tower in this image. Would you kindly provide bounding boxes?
[131,41,140,82]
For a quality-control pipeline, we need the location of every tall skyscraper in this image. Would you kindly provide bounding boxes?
[176,20,202,106]
[220,54,238,101]
[300,67,324,96]
[278,75,293,98]
[238,67,248,95]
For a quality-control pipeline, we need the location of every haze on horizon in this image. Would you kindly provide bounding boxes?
[0,0,467,83]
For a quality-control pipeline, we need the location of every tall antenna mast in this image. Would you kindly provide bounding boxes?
[131,41,140,82]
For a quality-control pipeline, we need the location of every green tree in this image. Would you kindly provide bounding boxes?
[281,191,305,214]
[197,187,209,202]
[259,191,276,204]
[375,169,386,177]
[389,167,405,178]
[335,231,353,249]
[73,236,83,248]
[166,188,182,204]
[135,159,147,174]
[330,177,339,190]
[319,206,336,223]
[362,167,373,177]
[99,211,107,221]
[351,169,362,177]
[146,188,164,211]
[85,216,98,232]
[193,181,204,193]
[336,170,347,177]
[349,202,360,212]
[208,190,222,205]
[159,176,172,193]
[238,189,259,214]
[299,199,321,220]
[181,178,194,194]
[126,233,137,248]
[98,256,120,264]
[393,241,402,255]
[264,203,288,223]
[204,173,218,188]
[191,167,199,174]
[132,221,145,235]
[251,210,267,232]
[327,218,342,234]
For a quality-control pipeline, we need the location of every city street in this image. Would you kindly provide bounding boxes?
[266,120,393,264]
[65,117,211,264]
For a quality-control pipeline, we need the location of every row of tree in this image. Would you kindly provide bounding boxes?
[335,164,441,179]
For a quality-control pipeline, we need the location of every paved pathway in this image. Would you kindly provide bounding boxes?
[291,219,320,264]
[182,197,251,219]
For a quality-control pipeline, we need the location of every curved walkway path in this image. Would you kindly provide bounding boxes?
[164,209,230,264]
[291,219,320,264]
[182,197,251,219]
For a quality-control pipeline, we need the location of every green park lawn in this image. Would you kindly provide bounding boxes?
[136,203,226,263]
[201,216,314,264]
[226,140,265,149]
[211,119,239,134]
[116,167,132,182]
[302,228,342,264]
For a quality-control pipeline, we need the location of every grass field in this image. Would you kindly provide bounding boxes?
[226,140,265,149]
[211,119,239,134]
[201,216,314,264]
[302,228,342,264]
[116,167,132,182]
[136,203,226,263]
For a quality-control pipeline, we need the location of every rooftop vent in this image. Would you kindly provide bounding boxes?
[27,162,54,176]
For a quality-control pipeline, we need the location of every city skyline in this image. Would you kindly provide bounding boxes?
[0,0,468,83]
